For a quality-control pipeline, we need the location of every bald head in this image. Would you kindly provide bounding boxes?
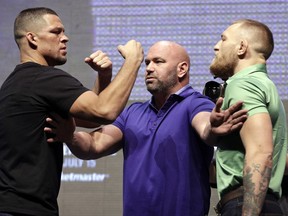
[145,41,191,98]
[146,41,191,82]
[232,19,274,60]
[148,41,190,68]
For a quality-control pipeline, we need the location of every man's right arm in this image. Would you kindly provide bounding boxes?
[70,40,143,124]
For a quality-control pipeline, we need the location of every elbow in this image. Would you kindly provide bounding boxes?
[79,108,119,125]
[102,111,119,122]
[246,150,273,168]
[95,112,117,124]
[92,107,122,123]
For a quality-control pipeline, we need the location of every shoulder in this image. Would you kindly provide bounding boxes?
[184,91,214,111]
[181,86,213,103]
[123,101,148,113]
[34,66,82,86]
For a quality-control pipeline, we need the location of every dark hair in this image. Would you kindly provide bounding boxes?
[14,7,58,45]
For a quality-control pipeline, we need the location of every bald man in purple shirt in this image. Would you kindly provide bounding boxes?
[46,41,247,216]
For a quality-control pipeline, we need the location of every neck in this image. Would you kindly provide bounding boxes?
[152,95,167,110]
[233,58,266,75]
[20,49,48,66]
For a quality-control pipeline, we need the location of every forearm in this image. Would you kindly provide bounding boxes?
[92,73,112,94]
[202,122,220,146]
[197,99,247,147]
[239,113,273,215]
[66,126,122,160]
[70,58,142,123]
[66,131,95,160]
[242,153,272,216]
[192,112,221,146]
[96,58,141,117]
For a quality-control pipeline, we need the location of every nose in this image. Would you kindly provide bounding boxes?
[146,62,154,74]
[214,40,220,52]
[62,34,69,43]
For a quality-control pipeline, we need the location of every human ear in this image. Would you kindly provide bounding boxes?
[238,39,248,56]
[178,61,189,78]
[26,32,38,48]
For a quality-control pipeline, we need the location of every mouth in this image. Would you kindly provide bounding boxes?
[60,47,67,55]
[145,76,156,83]
[211,56,217,64]
[213,53,219,59]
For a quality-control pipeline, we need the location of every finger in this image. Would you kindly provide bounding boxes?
[226,100,244,114]
[92,53,107,63]
[46,117,53,123]
[84,50,102,63]
[44,127,53,133]
[214,97,224,113]
[231,109,248,119]
[94,56,111,66]
[99,57,112,65]
[88,50,102,59]
[45,118,57,128]
[84,57,92,63]
[231,115,248,125]
[117,45,125,58]
[99,61,112,68]
[47,137,58,143]
[230,122,245,132]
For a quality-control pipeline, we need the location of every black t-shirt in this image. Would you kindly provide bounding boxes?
[0,62,89,216]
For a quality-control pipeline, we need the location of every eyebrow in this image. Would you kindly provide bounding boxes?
[48,25,65,32]
[145,57,165,63]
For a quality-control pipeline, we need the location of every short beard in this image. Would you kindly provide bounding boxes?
[146,76,177,95]
[46,57,67,67]
[146,80,166,95]
[54,58,67,66]
[209,56,236,80]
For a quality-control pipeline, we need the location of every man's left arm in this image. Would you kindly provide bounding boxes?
[240,113,273,216]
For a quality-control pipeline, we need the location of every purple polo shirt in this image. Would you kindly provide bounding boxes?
[113,86,214,216]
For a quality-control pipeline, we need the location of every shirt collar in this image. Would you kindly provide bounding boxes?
[174,84,191,95]
[149,84,191,108]
[227,64,267,85]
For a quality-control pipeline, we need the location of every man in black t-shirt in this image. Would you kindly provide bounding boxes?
[0,7,143,216]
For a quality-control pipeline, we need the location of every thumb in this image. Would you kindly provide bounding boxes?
[84,57,91,63]
[84,57,93,67]
[117,45,125,59]
[214,97,224,113]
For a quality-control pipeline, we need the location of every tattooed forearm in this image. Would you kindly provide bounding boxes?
[242,156,272,216]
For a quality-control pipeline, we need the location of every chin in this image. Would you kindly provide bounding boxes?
[57,59,67,65]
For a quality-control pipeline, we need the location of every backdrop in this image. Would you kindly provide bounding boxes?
[1,0,287,215]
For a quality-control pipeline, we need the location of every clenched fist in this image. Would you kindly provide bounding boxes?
[85,50,112,76]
